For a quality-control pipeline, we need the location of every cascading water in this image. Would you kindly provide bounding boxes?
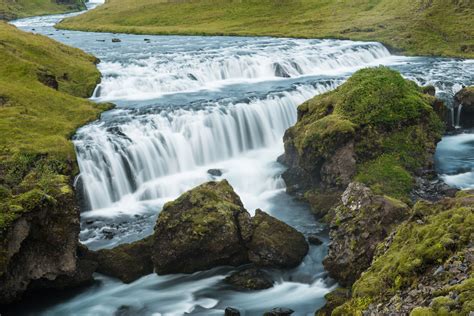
[9,6,474,316]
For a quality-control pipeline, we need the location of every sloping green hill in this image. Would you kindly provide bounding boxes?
[0,22,109,230]
[0,0,85,21]
[57,0,474,58]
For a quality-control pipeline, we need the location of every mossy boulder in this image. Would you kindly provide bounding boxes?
[225,266,273,290]
[152,180,252,274]
[93,236,153,283]
[281,67,445,212]
[323,182,409,286]
[332,191,474,315]
[248,209,308,269]
[151,180,308,275]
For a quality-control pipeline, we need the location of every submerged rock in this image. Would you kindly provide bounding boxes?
[248,209,308,268]
[152,180,252,274]
[263,307,295,315]
[307,234,323,245]
[225,266,273,290]
[323,182,409,286]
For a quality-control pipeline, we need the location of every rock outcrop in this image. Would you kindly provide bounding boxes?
[280,67,445,215]
[0,174,90,304]
[323,182,409,286]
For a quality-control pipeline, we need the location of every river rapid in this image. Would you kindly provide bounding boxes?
[9,2,474,315]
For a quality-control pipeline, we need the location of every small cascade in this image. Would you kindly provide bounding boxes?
[94,40,393,101]
[455,103,463,128]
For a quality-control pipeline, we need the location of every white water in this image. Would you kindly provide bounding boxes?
[9,4,474,316]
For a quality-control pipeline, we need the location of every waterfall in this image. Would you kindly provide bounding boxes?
[455,104,463,128]
[74,83,337,210]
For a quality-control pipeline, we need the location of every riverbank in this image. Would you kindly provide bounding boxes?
[0,21,110,303]
[56,0,474,58]
[0,0,85,21]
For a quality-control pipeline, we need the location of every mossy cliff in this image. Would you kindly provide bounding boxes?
[281,66,445,214]
[0,0,86,21]
[0,23,108,304]
[57,0,474,58]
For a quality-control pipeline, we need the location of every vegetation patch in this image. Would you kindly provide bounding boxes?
[57,0,474,58]
[0,22,109,232]
[0,0,85,21]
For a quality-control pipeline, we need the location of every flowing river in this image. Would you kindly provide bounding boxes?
[9,2,474,315]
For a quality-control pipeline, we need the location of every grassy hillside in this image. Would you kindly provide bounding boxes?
[0,0,86,21]
[57,0,474,58]
[0,22,109,230]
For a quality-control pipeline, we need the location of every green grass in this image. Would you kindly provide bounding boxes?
[57,0,474,58]
[0,22,109,232]
[0,0,86,21]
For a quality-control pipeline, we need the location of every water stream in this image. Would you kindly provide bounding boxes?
[9,2,474,315]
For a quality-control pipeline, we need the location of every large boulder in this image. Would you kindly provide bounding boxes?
[280,67,445,214]
[152,180,253,274]
[248,209,308,268]
[323,182,409,286]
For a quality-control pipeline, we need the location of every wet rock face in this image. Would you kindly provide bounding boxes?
[248,209,308,269]
[152,180,252,274]
[323,182,409,286]
[0,188,86,304]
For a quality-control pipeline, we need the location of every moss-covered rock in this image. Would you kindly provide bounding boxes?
[323,182,409,286]
[152,180,252,274]
[332,191,474,315]
[248,209,308,269]
[281,67,445,212]
[94,236,153,283]
[151,181,308,275]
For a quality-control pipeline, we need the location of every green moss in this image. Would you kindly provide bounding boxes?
[355,154,413,201]
[410,307,436,316]
[0,0,86,21]
[57,0,474,58]
[341,193,474,313]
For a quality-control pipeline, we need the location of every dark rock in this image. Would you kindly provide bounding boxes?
[307,234,323,245]
[263,307,295,316]
[111,38,121,43]
[323,182,409,286]
[94,236,153,283]
[225,267,273,290]
[207,168,223,177]
[273,63,290,78]
[0,184,83,304]
[224,307,241,316]
[248,209,308,268]
[187,73,198,81]
[152,180,252,274]
[37,70,58,90]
